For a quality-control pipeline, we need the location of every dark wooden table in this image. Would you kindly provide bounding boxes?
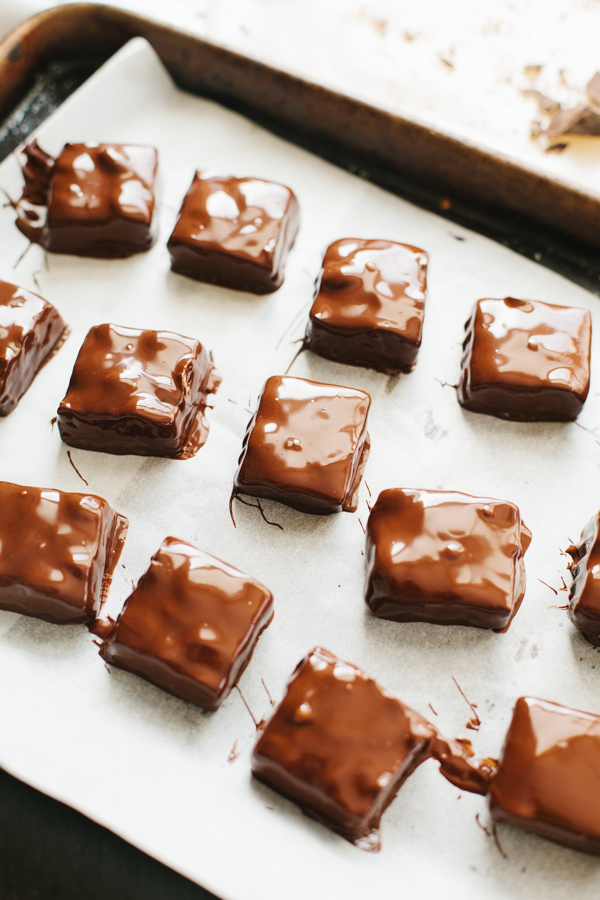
[0,766,218,900]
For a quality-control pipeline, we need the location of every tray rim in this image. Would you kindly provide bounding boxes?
[1,3,600,255]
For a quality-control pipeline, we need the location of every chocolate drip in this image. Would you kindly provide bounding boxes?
[431,734,497,795]
[21,140,54,205]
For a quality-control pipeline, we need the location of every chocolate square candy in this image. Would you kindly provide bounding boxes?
[0,279,67,415]
[304,238,428,374]
[233,375,371,515]
[57,323,221,459]
[365,488,531,631]
[168,173,299,293]
[252,646,436,849]
[0,481,127,624]
[489,696,600,855]
[16,141,158,258]
[458,297,591,421]
[567,512,600,646]
[99,537,273,710]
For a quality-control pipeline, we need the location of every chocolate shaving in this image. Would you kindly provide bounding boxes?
[230,493,283,530]
[587,71,600,108]
[234,685,264,731]
[547,105,600,137]
[261,678,275,707]
[537,578,557,596]
[521,89,561,115]
[49,416,57,431]
[545,143,568,154]
[452,676,481,730]
[358,517,365,534]
[475,813,491,837]
[428,703,438,716]
[67,450,89,486]
[228,739,240,763]
[492,823,508,859]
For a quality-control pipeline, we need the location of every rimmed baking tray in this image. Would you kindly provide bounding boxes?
[1,2,600,294]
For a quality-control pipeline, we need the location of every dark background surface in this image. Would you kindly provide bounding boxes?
[0,766,217,900]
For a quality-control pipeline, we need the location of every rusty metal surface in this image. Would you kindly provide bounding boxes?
[0,3,599,294]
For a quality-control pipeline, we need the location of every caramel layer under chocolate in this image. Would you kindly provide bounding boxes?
[233,375,371,515]
[365,488,531,631]
[253,647,495,850]
[567,512,600,646]
[489,697,600,855]
[458,297,591,421]
[0,279,67,415]
[15,141,158,259]
[0,481,127,624]
[304,238,428,374]
[100,537,273,710]
[57,323,221,459]
[168,173,299,293]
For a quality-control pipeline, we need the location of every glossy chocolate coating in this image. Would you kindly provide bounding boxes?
[458,297,591,421]
[57,323,221,459]
[16,141,158,258]
[0,279,67,415]
[304,239,428,374]
[252,647,436,850]
[0,480,127,625]
[233,375,371,515]
[567,513,600,646]
[489,697,600,855]
[100,537,273,711]
[168,173,299,293]
[253,647,495,849]
[365,488,531,631]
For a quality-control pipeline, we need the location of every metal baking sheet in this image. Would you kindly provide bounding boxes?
[0,36,599,900]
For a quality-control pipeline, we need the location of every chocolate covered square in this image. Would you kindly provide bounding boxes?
[365,488,531,631]
[0,279,67,415]
[489,697,600,854]
[233,375,371,515]
[458,297,591,421]
[252,647,435,849]
[567,512,600,646]
[0,481,127,624]
[305,238,428,374]
[57,323,220,459]
[17,142,158,258]
[100,537,274,710]
[168,173,299,293]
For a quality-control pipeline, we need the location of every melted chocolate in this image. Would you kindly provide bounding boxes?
[57,323,221,459]
[365,488,531,631]
[16,141,158,258]
[304,239,428,374]
[99,537,274,711]
[0,279,68,415]
[252,647,496,850]
[0,481,127,625]
[489,696,600,854]
[567,513,600,646]
[458,297,591,421]
[233,375,371,515]
[168,173,299,293]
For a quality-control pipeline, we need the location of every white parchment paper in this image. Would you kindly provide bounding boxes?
[1,37,600,900]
